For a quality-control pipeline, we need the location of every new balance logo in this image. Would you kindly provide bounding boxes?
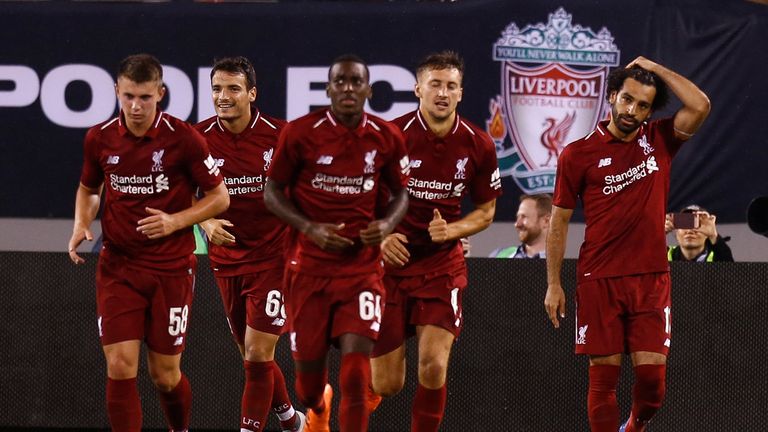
[316,155,333,165]
[106,155,120,165]
[271,317,286,327]
[598,158,612,168]
[173,336,184,346]
[204,154,220,176]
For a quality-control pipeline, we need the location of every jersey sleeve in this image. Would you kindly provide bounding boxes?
[79,128,104,188]
[185,128,223,192]
[267,122,302,185]
[380,126,410,193]
[653,117,685,159]
[553,144,582,209]
[469,133,503,205]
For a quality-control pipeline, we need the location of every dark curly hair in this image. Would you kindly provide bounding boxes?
[210,56,257,90]
[606,65,669,111]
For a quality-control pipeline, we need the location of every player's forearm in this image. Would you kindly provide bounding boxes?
[264,179,312,233]
[73,183,102,229]
[446,199,496,240]
[546,206,572,285]
[173,182,229,230]
[381,188,409,230]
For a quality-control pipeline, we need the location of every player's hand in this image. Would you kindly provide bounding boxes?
[626,56,658,72]
[360,219,394,246]
[664,213,674,234]
[137,207,181,239]
[201,218,236,246]
[68,224,93,264]
[428,209,450,243]
[381,233,410,267]
[306,222,355,252]
[544,284,567,329]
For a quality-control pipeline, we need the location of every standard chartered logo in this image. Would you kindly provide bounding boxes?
[109,173,171,194]
[601,156,658,195]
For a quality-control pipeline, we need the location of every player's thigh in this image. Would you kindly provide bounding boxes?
[627,272,671,357]
[574,277,626,356]
[145,271,195,356]
[370,344,406,397]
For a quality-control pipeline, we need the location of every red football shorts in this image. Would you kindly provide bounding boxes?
[372,267,468,358]
[574,272,672,356]
[215,268,287,344]
[284,268,385,362]
[95,251,196,355]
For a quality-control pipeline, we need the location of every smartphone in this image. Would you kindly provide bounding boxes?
[672,212,699,230]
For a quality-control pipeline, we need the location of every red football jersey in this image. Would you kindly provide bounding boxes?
[554,117,684,281]
[195,111,288,276]
[388,110,502,276]
[80,111,223,274]
[268,109,409,277]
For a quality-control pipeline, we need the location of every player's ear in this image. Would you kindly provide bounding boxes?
[414,82,421,99]
[249,87,257,103]
[608,91,617,104]
[157,84,166,102]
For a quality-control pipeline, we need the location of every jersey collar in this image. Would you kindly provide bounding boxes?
[117,109,163,139]
[415,109,461,137]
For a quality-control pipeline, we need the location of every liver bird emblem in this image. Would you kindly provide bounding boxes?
[540,111,576,167]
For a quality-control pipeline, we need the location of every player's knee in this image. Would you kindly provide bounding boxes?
[148,366,181,392]
[373,375,404,398]
[243,344,274,363]
[104,354,138,379]
[417,356,449,388]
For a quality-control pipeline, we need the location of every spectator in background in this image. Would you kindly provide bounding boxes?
[489,193,551,258]
[666,204,734,262]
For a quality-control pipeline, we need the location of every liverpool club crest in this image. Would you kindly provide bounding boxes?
[487,8,620,193]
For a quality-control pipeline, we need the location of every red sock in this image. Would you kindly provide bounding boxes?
[241,360,274,432]
[411,384,447,432]
[106,377,142,432]
[587,365,621,432]
[627,364,666,432]
[271,361,298,430]
[157,373,192,432]
[339,352,371,432]
[295,368,328,412]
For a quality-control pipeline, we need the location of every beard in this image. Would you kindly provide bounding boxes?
[518,227,541,244]
[611,105,643,134]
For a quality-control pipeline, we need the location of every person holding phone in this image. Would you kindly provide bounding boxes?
[666,205,734,262]
[544,56,710,432]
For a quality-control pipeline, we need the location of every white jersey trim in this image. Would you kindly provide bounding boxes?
[402,116,417,131]
[100,117,119,130]
[459,120,475,135]
[260,116,278,130]
[161,118,175,132]
[367,119,381,131]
